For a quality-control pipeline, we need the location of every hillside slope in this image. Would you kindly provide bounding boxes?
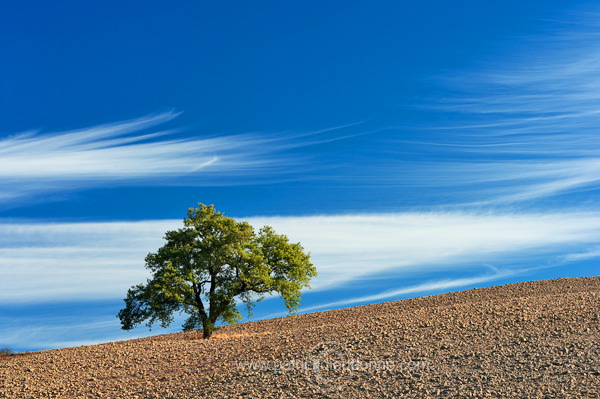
[1,276,599,398]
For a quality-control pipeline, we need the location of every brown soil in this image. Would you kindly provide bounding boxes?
[1,276,599,398]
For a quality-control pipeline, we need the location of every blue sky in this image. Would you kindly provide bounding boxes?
[1,1,599,352]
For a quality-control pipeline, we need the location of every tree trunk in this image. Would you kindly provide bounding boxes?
[201,318,215,339]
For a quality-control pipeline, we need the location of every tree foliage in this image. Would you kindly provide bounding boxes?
[118,203,317,338]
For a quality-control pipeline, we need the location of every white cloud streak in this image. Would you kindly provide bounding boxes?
[1,112,244,180]
[0,112,355,207]
[0,220,179,303]
[1,211,599,304]
[248,212,600,290]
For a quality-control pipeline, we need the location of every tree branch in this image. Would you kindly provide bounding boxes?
[192,282,208,321]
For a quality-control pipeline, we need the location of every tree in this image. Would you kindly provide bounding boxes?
[118,203,317,338]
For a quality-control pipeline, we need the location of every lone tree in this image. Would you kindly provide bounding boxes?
[118,203,317,338]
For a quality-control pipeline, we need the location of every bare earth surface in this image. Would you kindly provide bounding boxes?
[1,276,599,398]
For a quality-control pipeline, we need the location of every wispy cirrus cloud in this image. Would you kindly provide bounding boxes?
[427,13,600,204]
[342,12,600,206]
[362,158,600,205]
[0,111,359,207]
[250,212,600,290]
[2,211,599,350]
[2,211,599,304]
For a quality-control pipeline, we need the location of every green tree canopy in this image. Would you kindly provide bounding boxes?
[118,203,317,338]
